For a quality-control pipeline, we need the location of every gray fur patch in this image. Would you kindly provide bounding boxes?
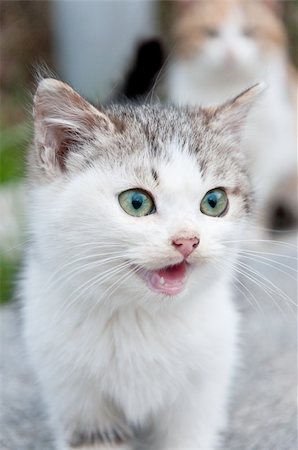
[69,428,125,447]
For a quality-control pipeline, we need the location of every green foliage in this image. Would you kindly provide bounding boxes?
[0,257,20,304]
[284,1,298,68]
[0,123,29,184]
[0,122,29,303]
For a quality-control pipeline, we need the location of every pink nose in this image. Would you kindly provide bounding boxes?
[172,237,199,258]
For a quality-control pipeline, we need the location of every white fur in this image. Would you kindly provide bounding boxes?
[21,78,258,449]
[23,143,242,449]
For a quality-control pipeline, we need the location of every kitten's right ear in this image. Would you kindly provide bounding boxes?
[210,83,266,145]
[33,78,114,176]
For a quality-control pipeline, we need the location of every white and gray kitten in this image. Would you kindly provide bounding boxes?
[22,79,262,450]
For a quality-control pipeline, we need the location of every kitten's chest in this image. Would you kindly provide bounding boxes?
[88,297,236,422]
[74,310,205,420]
[96,307,199,419]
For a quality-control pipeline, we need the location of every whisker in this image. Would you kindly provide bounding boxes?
[223,239,297,249]
[223,247,297,275]
[237,249,297,261]
[233,260,296,313]
[50,262,131,324]
[0,238,31,256]
[40,253,125,295]
[230,263,289,316]
[235,259,296,302]
[213,260,263,314]
[236,254,297,281]
[85,265,140,320]
[64,261,130,304]
[103,266,140,302]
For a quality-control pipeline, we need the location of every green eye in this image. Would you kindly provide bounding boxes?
[200,189,228,217]
[118,189,156,217]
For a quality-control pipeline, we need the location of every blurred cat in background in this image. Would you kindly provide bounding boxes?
[167,0,297,232]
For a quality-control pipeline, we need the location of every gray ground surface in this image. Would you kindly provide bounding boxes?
[0,239,297,450]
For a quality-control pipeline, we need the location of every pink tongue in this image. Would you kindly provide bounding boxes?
[157,263,187,282]
[143,262,187,296]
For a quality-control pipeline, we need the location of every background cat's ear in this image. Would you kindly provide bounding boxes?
[175,0,195,13]
[262,0,284,16]
[33,78,114,174]
[210,83,266,144]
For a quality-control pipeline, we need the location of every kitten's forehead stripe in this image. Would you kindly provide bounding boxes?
[229,186,244,197]
[198,157,208,177]
[151,168,159,183]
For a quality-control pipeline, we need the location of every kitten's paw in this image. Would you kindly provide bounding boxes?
[71,445,131,450]
[67,427,132,450]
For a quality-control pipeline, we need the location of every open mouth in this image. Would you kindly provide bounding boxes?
[138,261,189,296]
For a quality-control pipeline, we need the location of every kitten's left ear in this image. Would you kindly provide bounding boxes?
[33,78,115,176]
[210,83,266,144]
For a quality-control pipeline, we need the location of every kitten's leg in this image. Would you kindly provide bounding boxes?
[58,424,133,450]
[152,332,237,449]
[65,427,133,450]
[154,377,231,450]
[64,445,130,450]
[61,444,131,450]
[54,411,134,450]
[70,447,130,450]
[42,381,133,450]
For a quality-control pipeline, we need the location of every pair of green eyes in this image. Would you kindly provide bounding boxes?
[118,189,228,218]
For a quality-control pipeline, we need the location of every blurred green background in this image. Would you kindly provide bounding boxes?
[0,1,297,303]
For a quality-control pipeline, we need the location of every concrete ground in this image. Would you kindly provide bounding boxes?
[0,238,297,450]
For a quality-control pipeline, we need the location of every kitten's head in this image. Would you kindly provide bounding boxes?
[30,79,262,309]
[173,0,287,79]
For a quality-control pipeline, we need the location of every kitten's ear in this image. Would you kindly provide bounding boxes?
[33,78,114,175]
[210,83,266,144]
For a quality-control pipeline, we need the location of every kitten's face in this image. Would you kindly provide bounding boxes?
[30,80,260,307]
[174,1,286,78]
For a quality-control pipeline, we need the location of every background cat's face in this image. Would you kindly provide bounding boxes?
[30,80,260,307]
[174,1,286,78]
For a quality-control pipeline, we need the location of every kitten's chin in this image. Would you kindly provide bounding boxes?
[137,261,189,296]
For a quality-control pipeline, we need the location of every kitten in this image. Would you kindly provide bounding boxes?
[167,0,297,230]
[22,78,262,450]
